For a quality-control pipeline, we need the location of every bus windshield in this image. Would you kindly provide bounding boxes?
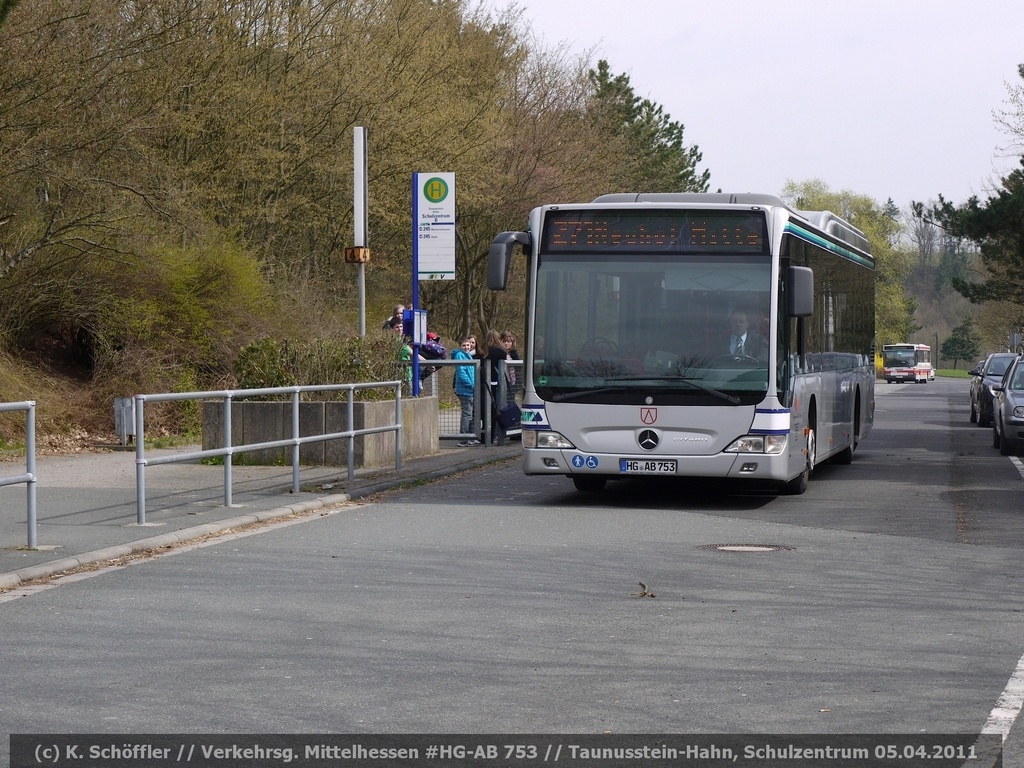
[882,348,917,368]
[533,252,773,405]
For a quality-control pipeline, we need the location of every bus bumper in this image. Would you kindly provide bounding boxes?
[522,447,794,482]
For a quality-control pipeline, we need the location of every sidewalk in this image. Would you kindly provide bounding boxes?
[0,440,521,590]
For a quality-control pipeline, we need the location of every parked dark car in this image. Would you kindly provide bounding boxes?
[970,353,1016,426]
[992,355,1024,456]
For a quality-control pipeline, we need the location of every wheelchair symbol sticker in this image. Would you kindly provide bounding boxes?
[572,455,599,469]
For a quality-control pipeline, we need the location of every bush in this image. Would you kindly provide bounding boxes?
[234,333,407,400]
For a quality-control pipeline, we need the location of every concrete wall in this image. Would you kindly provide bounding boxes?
[201,396,439,467]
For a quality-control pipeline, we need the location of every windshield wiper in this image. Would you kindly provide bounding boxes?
[552,376,741,405]
[549,386,634,403]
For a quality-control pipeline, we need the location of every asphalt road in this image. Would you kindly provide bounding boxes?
[2,378,1022,767]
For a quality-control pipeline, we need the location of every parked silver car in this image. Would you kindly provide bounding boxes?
[970,353,1016,426]
[992,355,1024,456]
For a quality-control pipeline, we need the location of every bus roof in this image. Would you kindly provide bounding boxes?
[593,192,786,206]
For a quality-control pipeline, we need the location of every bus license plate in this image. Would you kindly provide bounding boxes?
[619,459,677,474]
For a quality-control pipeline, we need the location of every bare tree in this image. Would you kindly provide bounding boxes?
[994,63,1024,156]
[909,201,940,266]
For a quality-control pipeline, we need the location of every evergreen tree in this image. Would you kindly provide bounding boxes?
[588,61,710,193]
[935,243,969,293]
[930,157,1024,304]
[940,315,982,368]
[929,64,1024,306]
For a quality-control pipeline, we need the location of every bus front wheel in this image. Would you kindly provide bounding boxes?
[781,418,815,495]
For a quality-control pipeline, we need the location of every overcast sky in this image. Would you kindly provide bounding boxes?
[489,0,1024,209]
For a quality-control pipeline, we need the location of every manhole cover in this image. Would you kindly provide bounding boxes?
[698,544,794,553]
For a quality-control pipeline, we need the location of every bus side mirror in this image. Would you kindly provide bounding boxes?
[787,266,813,317]
[487,231,531,290]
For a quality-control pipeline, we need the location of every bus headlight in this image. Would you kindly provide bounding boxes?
[526,430,576,450]
[724,434,787,454]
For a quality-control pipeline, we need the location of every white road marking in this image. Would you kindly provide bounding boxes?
[1011,457,1024,480]
[981,458,1024,740]
[983,652,1024,740]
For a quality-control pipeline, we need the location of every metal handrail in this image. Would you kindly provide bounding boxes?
[0,400,38,547]
[413,358,482,441]
[134,382,402,525]
[418,358,522,444]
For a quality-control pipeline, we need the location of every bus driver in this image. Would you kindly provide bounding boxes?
[725,310,768,359]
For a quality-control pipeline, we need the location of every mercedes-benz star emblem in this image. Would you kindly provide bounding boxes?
[638,430,659,450]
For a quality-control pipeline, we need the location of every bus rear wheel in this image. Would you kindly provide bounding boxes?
[832,392,860,465]
[572,476,607,492]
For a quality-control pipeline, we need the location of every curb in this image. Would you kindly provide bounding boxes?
[0,446,519,591]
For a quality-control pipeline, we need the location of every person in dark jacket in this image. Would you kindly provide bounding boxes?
[484,329,521,444]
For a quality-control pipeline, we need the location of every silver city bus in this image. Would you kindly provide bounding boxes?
[487,193,875,494]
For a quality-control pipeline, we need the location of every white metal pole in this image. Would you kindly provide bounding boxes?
[25,402,37,548]
[354,126,368,337]
[135,395,146,525]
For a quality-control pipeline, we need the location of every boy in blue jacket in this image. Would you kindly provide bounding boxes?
[452,338,479,446]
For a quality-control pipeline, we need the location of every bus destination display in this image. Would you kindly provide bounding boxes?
[542,210,768,254]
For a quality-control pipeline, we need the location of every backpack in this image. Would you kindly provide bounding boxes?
[418,337,446,380]
[421,339,447,360]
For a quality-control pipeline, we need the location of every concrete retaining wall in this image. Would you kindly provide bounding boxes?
[201,396,439,467]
